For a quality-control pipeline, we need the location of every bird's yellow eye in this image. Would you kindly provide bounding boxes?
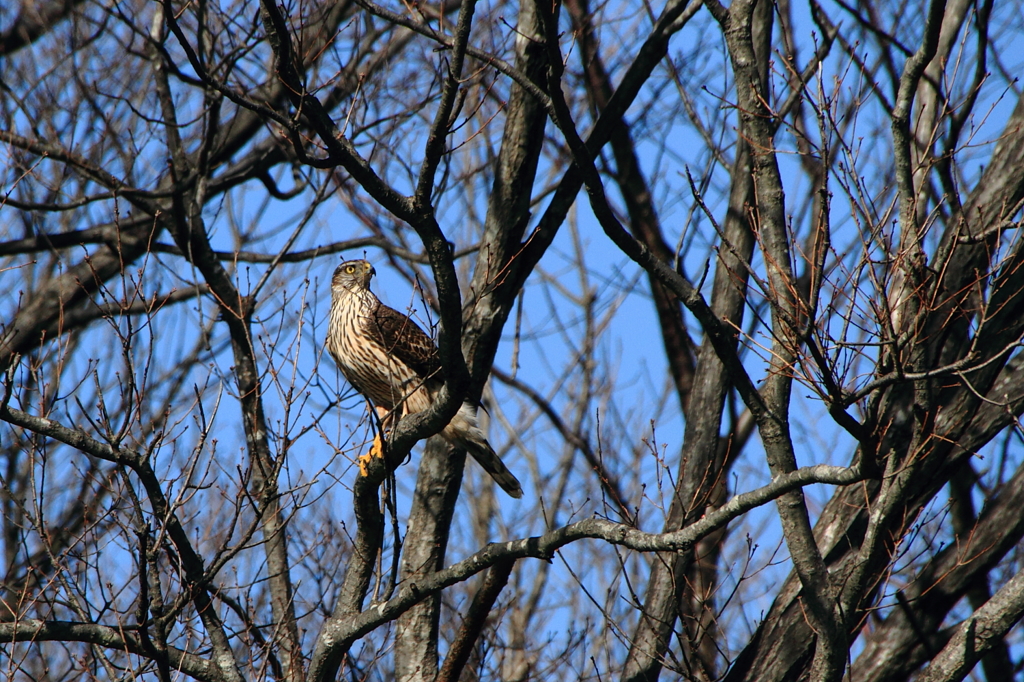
[345,265,355,273]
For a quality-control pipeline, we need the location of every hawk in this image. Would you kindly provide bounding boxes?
[326,259,523,498]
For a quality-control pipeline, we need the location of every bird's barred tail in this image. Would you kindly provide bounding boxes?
[447,402,523,498]
[461,438,524,498]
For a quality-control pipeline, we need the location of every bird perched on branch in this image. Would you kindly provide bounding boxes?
[326,259,523,498]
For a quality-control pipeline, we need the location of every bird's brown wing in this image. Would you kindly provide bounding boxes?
[367,303,443,382]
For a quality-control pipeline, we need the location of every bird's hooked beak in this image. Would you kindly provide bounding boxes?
[362,261,376,286]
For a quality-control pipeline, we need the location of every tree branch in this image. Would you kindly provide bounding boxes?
[309,462,862,677]
[916,565,1024,682]
[0,619,223,682]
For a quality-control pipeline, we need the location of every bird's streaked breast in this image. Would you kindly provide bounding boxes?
[327,288,427,413]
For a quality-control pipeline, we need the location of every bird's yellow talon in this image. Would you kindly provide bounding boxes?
[357,432,386,476]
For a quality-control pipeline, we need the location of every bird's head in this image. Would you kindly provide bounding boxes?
[332,259,376,295]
